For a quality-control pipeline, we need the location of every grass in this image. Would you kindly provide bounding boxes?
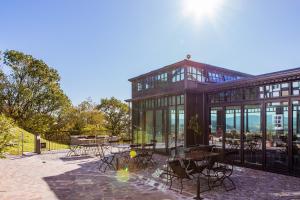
[5,127,69,155]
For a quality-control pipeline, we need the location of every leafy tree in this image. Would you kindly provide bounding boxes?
[0,50,71,134]
[97,97,130,137]
[0,114,15,158]
[54,98,105,135]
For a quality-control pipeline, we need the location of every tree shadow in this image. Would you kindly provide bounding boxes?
[43,160,179,200]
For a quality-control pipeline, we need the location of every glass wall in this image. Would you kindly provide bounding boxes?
[244,105,262,166]
[155,110,166,150]
[168,107,176,148]
[134,111,144,144]
[225,106,241,163]
[177,105,185,147]
[145,111,154,143]
[209,107,223,148]
[292,101,300,174]
[266,102,289,172]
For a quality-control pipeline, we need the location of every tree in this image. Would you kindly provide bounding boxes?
[0,114,15,158]
[97,97,130,137]
[53,98,105,135]
[0,50,71,134]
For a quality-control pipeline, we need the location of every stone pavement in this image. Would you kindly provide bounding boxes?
[0,151,300,200]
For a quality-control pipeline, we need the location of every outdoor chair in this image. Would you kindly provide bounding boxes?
[139,143,156,167]
[98,144,116,172]
[205,152,236,191]
[168,159,192,194]
[182,159,208,178]
[159,146,180,184]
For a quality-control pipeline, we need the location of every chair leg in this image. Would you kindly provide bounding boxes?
[223,176,236,191]
[180,179,183,194]
[169,176,173,189]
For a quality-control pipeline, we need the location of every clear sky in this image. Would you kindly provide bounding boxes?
[1,0,300,105]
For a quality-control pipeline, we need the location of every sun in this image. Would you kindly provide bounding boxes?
[181,0,225,24]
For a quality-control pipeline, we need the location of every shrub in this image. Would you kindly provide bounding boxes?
[0,114,15,158]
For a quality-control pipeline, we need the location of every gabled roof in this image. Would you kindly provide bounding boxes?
[128,59,252,82]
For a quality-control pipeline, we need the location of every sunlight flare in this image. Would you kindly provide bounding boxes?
[181,0,225,24]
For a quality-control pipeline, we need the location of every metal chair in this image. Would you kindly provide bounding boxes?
[98,144,116,172]
[205,152,236,191]
[168,159,192,194]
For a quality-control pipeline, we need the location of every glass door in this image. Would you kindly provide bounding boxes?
[292,101,300,174]
[155,109,166,151]
[168,107,176,148]
[266,102,289,172]
[176,105,185,147]
[145,110,154,144]
[225,106,241,163]
[209,107,223,150]
[244,105,262,166]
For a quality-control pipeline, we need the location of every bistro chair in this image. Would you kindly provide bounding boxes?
[98,144,116,173]
[205,152,236,191]
[159,146,181,184]
[168,159,192,194]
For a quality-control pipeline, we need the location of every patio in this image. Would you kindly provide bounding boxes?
[0,150,300,200]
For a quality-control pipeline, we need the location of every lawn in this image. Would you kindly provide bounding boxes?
[5,128,69,155]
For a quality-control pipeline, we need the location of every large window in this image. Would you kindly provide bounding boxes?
[266,102,289,171]
[187,67,205,82]
[209,107,223,148]
[292,81,300,95]
[292,101,300,174]
[172,68,184,82]
[177,105,185,147]
[208,72,224,83]
[225,106,241,163]
[137,82,143,91]
[168,107,176,148]
[145,111,154,144]
[244,105,262,166]
[260,83,289,98]
[155,110,166,150]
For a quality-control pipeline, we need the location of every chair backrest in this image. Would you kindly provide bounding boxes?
[182,159,198,172]
[168,160,190,179]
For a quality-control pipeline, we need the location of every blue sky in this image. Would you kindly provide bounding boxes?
[1,0,300,105]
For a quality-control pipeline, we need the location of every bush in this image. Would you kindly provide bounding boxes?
[0,114,15,158]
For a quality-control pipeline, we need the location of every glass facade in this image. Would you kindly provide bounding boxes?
[130,60,300,177]
[266,102,289,172]
[177,105,185,147]
[132,94,185,152]
[244,105,262,166]
[168,106,176,148]
[209,107,223,148]
[292,101,300,174]
[225,107,241,163]
[145,110,154,143]
[134,66,245,92]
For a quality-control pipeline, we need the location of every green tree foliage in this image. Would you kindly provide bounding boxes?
[0,50,71,134]
[0,114,15,158]
[97,97,130,137]
[54,98,104,135]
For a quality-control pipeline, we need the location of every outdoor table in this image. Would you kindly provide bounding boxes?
[177,151,220,200]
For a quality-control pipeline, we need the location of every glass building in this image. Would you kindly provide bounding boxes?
[127,58,300,176]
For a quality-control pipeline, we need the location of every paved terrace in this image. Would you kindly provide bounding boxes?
[0,151,300,200]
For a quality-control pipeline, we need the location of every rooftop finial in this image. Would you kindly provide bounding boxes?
[186,54,191,60]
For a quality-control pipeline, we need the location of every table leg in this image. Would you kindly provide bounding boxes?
[194,175,203,200]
